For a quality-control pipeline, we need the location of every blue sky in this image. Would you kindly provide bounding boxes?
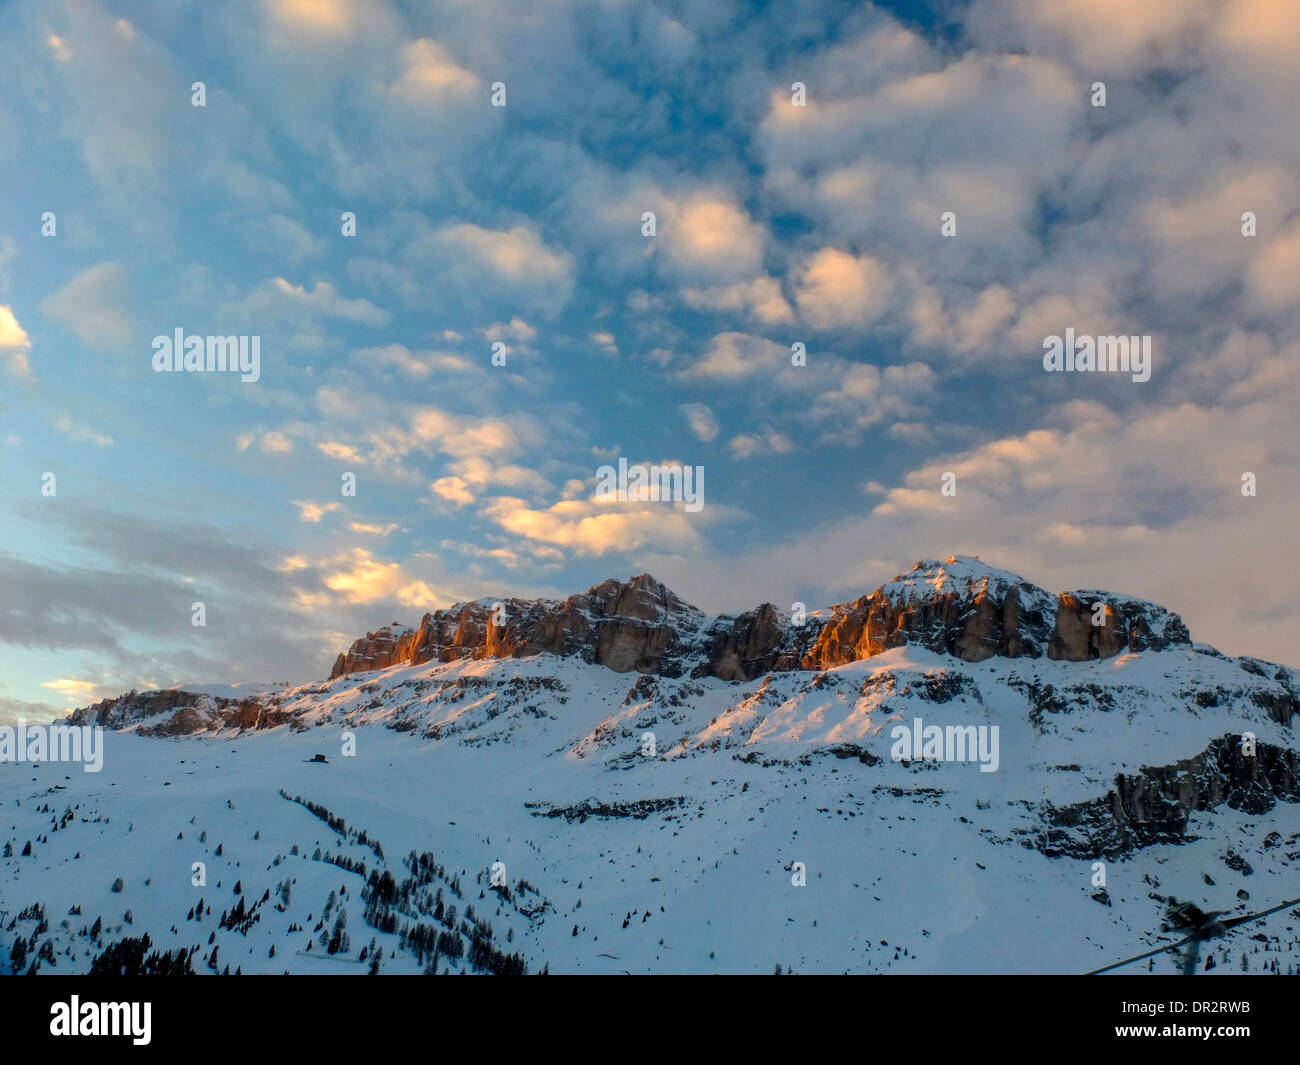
[2,0,1298,722]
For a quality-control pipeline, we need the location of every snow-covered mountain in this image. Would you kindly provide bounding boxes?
[4,557,1297,975]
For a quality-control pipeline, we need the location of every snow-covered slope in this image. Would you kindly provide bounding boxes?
[3,558,1297,975]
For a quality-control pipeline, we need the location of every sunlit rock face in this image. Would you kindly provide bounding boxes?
[801,558,1191,671]
[400,573,706,677]
[323,556,1195,684]
[330,623,419,679]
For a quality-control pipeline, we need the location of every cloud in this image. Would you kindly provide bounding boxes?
[0,304,32,381]
[432,476,474,505]
[1245,218,1300,314]
[589,330,618,356]
[353,344,475,378]
[260,431,294,454]
[239,278,391,326]
[809,361,937,439]
[431,456,551,506]
[552,168,774,289]
[680,332,789,381]
[481,494,714,557]
[967,0,1218,74]
[245,214,328,265]
[319,548,441,606]
[793,248,894,330]
[679,332,935,443]
[268,0,357,37]
[53,415,113,447]
[0,237,17,289]
[318,440,364,463]
[238,430,296,454]
[484,318,537,343]
[449,456,550,492]
[46,33,72,62]
[729,428,794,459]
[292,500,343,523]
[432,223,575,318]
[661,194,766,283]
[294,390,551,482]
[41,677,99,698]
[351,218,574,321]
[0,501,434,689]
[40,263,133,350]
[679,403,719,442]
[0,696,63,727]
[682,276,794,324]
[393,38,481,100]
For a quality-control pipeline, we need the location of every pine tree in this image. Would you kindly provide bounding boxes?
[328,910,349,955]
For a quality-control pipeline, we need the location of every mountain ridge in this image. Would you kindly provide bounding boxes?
[327,555,1194,684]
[21,554,1300,976]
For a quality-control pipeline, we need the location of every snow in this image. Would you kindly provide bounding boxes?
[4,629,1297,975]
[166,682,286,701]
[877,556,1036,605]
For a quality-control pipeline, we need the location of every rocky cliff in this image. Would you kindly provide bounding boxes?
[1032,735,1300,859]
[67,688,293,735]
[327,556,1195,683]
[330,623,418,679]
[405,573,704,675]
[798,559,1191,669]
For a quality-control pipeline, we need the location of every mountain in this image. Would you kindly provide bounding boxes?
[323,557,1194,686]
[5,556,1298,975]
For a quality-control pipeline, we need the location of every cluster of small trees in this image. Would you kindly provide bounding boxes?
[353,846,531,973]
[319,850,367,879]
[279,791,384,860]
[5,903,49,973]
[218,893,265,935]
[88,935,196,976]
[468,926,526,976]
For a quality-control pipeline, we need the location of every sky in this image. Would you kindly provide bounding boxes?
[1,0,1297,724]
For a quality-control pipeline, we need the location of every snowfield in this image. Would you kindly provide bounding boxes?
[4,631,1297,975]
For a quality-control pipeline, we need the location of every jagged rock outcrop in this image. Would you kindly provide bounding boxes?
[801,559,1058,667]
[405,574,706,677]
[324,557,1200,683]
[801,559,1190,669]
[1032,736,1300,859]
[1048,591,1190,661]
[330,623,418,679]
[695,603,799,681]
[67,689,292,736]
